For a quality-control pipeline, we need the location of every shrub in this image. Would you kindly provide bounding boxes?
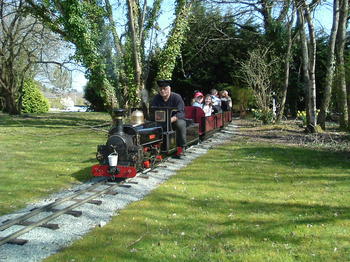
[231,87,254,114]
[84,80,106,112]
[252,108,275,124]
[297,110,307,126]
[22,79,50,113]
[239,47,279,117]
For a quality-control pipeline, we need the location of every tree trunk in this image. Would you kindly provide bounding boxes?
[0,62,22,114]
[335,0,348,129]
[127,0,142,96]
[104,0,123,56]
[297,1,317,133]
[348,82,350,128]
[2,87,21,115]
[318,0,339,130]
[157,0,193,80]
[304,2,317,132]
[297,7,310,123]
[260,0,273,33]
[277,8,295,122]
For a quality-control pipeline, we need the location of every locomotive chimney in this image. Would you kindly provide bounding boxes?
[112,109,126,134]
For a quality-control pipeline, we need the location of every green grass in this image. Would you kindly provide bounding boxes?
[0,112,110,215]
[43,139,350,262]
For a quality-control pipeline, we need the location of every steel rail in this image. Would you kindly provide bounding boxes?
[0,164,157,246]
[0,179,108,232]
[0,182,122,246]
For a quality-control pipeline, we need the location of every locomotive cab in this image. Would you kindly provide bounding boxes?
[150,107,199,154]
[150,107,177,153]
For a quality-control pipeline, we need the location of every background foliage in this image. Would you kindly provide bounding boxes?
[1,0,349,131]
[22,79,50,113]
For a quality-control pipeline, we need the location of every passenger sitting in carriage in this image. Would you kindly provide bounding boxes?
[192,91,204,108]
[202,95,214,116]
[210,89,222,113]
[219,90,232,111]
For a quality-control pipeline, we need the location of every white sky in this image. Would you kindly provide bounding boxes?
[71,71,88,92]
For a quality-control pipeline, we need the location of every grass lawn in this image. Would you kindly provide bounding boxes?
[1,114,350,261]
[0,112,110,215]
[44,136,350,261]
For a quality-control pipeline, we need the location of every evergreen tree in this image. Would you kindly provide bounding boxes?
[22,79,50,113]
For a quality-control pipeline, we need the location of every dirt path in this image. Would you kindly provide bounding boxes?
[230,118,350,151]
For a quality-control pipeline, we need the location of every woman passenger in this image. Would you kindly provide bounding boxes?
[220,90,232,111]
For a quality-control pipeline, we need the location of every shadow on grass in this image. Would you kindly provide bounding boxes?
[112,179,345,261]
[146,193,349,243]
[70,166,95,182]
[80,191,350,262]
[216,145,350,170]
[0,113,109,129]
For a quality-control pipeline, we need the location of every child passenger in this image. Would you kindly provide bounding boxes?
[202,95,214,116]
[192,91,204,108]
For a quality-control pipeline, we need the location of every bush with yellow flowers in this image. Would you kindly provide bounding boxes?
[297,110,320,126]
[297,110,307,125]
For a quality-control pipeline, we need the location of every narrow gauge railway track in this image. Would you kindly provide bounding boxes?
[0,176,146,247]
[0,129,230,248]
[0,124,237,262]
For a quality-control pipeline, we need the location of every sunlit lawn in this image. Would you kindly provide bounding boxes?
[0,112,110,215]
[44,139,350,262]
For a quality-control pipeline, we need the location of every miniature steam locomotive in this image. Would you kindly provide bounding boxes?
[91,106,232,178]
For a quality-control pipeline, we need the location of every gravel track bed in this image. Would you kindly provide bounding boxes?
[0,123,238,262]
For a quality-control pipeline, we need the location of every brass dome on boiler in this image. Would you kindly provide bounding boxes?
[130,110,144,125]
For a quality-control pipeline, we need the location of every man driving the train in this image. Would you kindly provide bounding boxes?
[152,80,186,158]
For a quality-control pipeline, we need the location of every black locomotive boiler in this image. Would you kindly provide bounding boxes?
[91,106,232,179]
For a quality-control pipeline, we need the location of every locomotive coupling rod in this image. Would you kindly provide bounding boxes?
[0,182,121,247]
[0,180,107,232]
